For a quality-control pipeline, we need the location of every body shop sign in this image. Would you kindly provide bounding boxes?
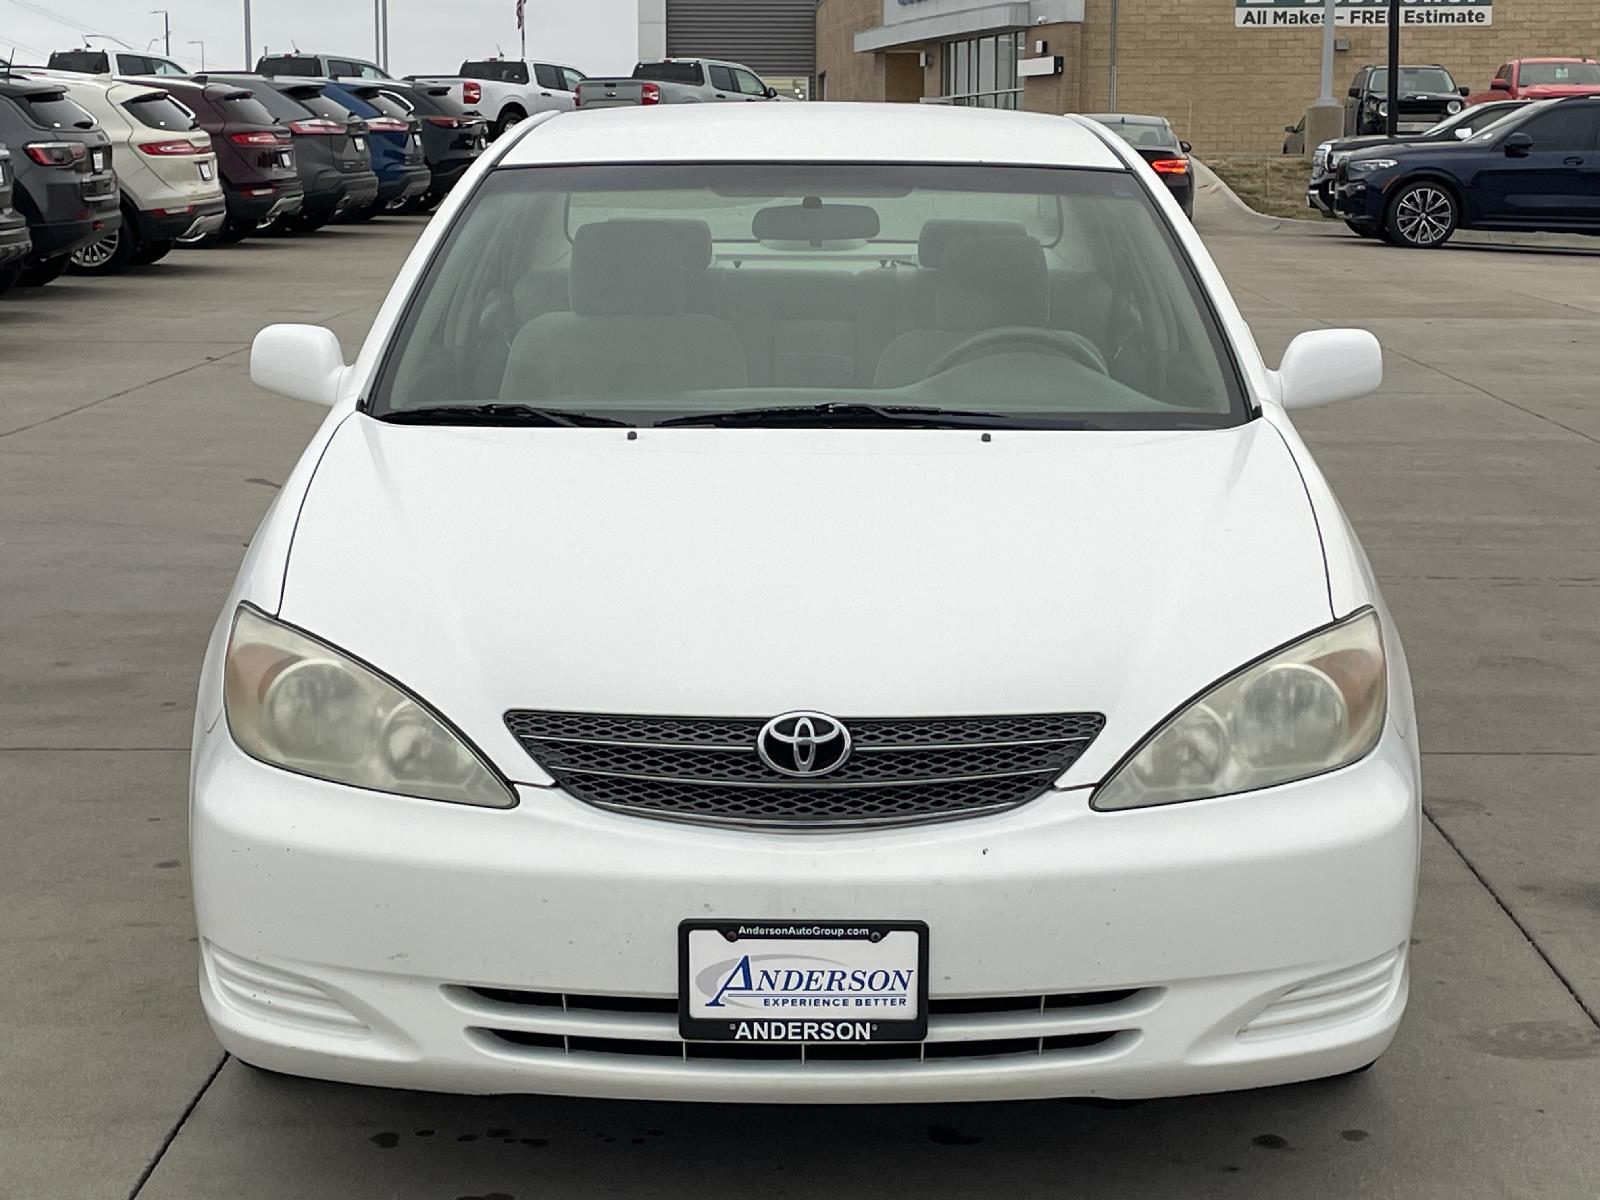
[1236,0,1493,27]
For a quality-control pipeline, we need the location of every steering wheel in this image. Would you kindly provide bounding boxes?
[925,327,1110,380]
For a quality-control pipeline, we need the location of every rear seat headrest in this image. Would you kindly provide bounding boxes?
[569,219,713,317]
[917,219,1031,269]
[935,235,1050,332]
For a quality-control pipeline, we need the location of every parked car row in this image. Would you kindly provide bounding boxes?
[0,57,489,288]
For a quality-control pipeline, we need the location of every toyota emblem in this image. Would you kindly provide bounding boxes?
[756,711,852,778]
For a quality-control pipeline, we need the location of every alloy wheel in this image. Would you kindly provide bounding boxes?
[1392,186,1454,248]
[71,230,120,269]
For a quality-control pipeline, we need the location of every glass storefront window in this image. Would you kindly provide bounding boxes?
[939,32,1023,109]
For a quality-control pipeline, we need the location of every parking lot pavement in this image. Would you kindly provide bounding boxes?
[2,222,1596,1200]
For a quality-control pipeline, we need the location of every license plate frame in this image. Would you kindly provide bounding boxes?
[679,919,929,1043]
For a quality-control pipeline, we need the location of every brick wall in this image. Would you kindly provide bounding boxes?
[1084,0,1600,153]
[818,0,1597,150]
[816,0,890,101]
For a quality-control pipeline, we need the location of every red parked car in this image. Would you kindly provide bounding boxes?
[1467,58,1600,105]
[130,76,304,243]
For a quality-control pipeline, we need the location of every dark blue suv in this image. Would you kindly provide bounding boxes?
[1334,96,1600,248]
[318,80,430,218]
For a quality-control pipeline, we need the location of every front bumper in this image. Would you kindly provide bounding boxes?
[1332,177,1388,227]
[1306,177,1334,216]
[191,721,1419,1101]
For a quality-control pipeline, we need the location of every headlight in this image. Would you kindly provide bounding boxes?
[1447,99,1463,114]
[1330,150,1350,169]
[1377,101,1389,117]
[1315,140,1334,154]
[1345,158,1398,176]
[223,605,516,808]
[1093,610,1386,811]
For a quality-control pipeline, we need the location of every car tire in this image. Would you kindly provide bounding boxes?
[495,107,527,140]
[67,225,138,275]
[212,218,255,245]
[131,239,174,266]
[16,256,68,287]
[1385,181,1458,249]
[0,263,21,296]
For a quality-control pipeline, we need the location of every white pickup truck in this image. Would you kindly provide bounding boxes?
[574,59,780,109]
[407,59,587,138]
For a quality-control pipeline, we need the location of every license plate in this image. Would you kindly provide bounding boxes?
[354,136,366,151]
[91,149,106,171]
[679,920,928,1043]
[276,150,293,168]
[198,160,214,181]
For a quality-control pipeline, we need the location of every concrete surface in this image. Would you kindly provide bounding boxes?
[1,214,1596,1200]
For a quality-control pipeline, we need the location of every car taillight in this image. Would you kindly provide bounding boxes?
[366,117,410,133]
[25,141,87,167]
[139,139,202,156]
[425,115,465,128]
[1150,157,1189,176]
[287,118,343,135]
[641,82,661,106]
[463,81,481,104]
[229,131,284,146]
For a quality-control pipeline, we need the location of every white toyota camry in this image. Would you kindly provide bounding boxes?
[192,102,1420,1102]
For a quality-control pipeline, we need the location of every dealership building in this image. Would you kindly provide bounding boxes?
[811,0,1597,152]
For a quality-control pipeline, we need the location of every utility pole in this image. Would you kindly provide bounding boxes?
[1300,0,1343,160]
[1316,0,1335,105]
[150,10,169,56]
[189,39,205,70]
[1385,0,1400,136]
[243,0,253,70]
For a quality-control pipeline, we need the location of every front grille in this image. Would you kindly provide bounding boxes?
[504,711,1105,829]
[446,985,1157,1068]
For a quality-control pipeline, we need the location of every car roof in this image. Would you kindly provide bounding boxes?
[502,104,1124,170]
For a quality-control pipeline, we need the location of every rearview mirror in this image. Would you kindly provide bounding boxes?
[1503,131,1533,157]
[251,324,348,406]
[1276,329,1382,410]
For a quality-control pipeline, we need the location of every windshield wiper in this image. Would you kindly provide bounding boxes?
[656,403,1095,430]
[380,404,632,428]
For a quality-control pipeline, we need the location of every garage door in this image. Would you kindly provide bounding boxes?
[665,0,816,77]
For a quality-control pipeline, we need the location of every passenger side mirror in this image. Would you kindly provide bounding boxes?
[1458,86,1471,97]
[1179,139,1192,154]
[1489,78,1509,92]
[1275,329,1382,411]
[764,85,778,99]
[1503,131,1533,157]
[1347,86,1360,98]
[251,324,348,406]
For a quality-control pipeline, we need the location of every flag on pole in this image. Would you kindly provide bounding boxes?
[516,0,525,31]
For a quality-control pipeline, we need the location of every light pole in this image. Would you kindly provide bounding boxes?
[150,10,170,57]
[189,39,206,71]
[243,0,253,71]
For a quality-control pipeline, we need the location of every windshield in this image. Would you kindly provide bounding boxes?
[1428,103,1517,136]
[371,164,1245,430]
[1090,116,1178,150]
[1368,68,1457,94]
[1519,62,1600,87]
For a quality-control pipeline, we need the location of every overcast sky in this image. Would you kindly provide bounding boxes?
[1,0,640,76]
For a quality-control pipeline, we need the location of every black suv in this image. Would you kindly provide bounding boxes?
[367,80,486,213]
[1346,65,1471,137]
[0,78,117,287]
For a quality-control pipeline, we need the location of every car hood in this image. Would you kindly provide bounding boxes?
[1519,84,1600,98]
[280,418,1334,788]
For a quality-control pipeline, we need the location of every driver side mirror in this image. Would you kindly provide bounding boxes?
[251,324,348,406]
[1503,131,1533,157]
[1489,78,1509,92]
[1179,139,1192,154]
[764,85,778,98]
[1275,329,1382,411]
